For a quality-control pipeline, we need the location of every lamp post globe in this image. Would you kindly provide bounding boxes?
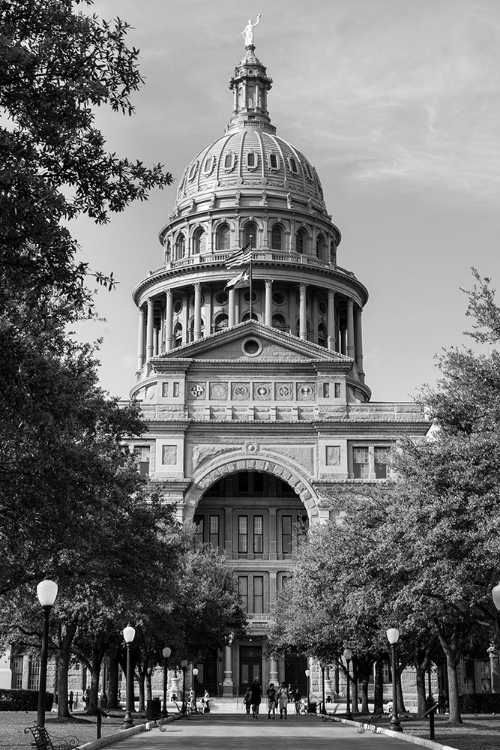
[492,583,500,612]
[343,648,352,720]
[386,628,403,732]
[305,669,310,713]
[122,625,136,729]
[36,580,58,728]
[192,668,198,712]
[162,647,171,717]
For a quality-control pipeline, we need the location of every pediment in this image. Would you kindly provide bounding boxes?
[152,322,353,365]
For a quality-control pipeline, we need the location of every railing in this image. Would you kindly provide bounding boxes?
[155,250,337,273]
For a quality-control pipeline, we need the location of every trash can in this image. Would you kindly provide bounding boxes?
[147,698,162,720]
[308,702,317,714]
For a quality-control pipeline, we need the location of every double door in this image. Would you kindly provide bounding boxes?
[239,645,262,695]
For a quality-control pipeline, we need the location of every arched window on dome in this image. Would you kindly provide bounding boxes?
[316,234,326,261]
[272,313,288,332]
[214,313,229,332]
[241,311,259,322]
[217,224,231,251]
[175,233,185,261]
[173,323,183,348]
[295,228,307,255]
[268,152,280,170]
[318,322,327,348]
[330,240,337,266]
[271,224,284,251]
[193,227,206,255]
[244,222,257,249]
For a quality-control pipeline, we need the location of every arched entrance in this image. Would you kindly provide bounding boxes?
[191,469,310,695]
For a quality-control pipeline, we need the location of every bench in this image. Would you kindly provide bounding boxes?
[24,725,79,750]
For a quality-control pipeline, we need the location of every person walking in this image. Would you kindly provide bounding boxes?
[243,687,252,714]
[293,686,302,715]
[266,682,277,719]
[278,681,289,719]
[250,678,262,719]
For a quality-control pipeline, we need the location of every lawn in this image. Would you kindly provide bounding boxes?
[0,709,149,749]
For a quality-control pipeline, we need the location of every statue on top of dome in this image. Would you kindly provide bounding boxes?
[241,14,261,47]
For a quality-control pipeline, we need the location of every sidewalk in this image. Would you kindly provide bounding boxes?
[81,713,457,750]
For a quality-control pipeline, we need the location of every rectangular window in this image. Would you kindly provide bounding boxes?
[11,655,23,690]
[162,382,169,397]
[353,447,369,478]
[282,515,292,555]
[173,382,180,397]
[238,516,248,553]
[194,515,204,545]
[323,383,330,398]
[296,514,308,547]
[253,516,263,553]
[281,576,289,589]
[253,576,264,613]
[28,657,40,691]
[334,383,341,398]
[209,515,219,548]
[134,446,150,476]
[238,576,248,612]
[374,447,389,479]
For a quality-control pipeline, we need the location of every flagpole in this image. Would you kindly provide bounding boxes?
[249,238,253,320]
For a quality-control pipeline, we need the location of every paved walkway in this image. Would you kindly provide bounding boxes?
[102,713,428,750]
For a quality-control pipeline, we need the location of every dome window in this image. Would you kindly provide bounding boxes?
[288,156,299,174]
[318,323,327,347]
[243,289,259,304]
[193,227,206,255]
[316,234,326,261]
[304,163,313,180]
[188,161,198,181]
[318,300,327,315]
[296,228,307,254]
[272,313,287,331]
[175,233,186,260]
[244,222,257,248]
[215,291,229,306]
[173,299,183,315]
[217,224,231,251]
[173,323,183,347]
[271,224,284,251]
[242,337,262,356]
[202,155,216,176]
[246,151,259,170]
[268,153,280,170]
[272,290,285,306]
[223,152,236,172]
[214,313,229,332]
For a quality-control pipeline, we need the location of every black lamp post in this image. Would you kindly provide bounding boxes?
[162,647,171,717]
[181,659,188,716]
[387,628,403,732]
[321,663,326,715]
[36,580,58,728]
[343,648,352,720]
[305,668,310,713]
[122,625,136,729]
[192,667,198,712]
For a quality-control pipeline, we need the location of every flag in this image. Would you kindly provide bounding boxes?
[225,243,252,268]
[225,264,251,290]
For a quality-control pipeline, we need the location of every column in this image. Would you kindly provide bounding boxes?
[269,657,279,686]
[265,279,273,327]
[165,289,173,352]
[354,306,364,373]
[153,328,158,357]
[347,298,355,359]
[299,283,307,340]
[194,283,202,341]
[327,290,336,351]
[146,298,154,361]
[228,287,236,327]
[324,666,333,700]
[182,293,188,344]
[222,645,233,696]
[137,307,145,370]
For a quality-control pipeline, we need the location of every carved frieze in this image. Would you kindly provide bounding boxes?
[261,445,314,474]
[188,382,206,399]
[275,382,293,400]
[191,444,234,470]
[253,382,272,400]
[209,382,228,400]
[231,382,251,400]
[297,383,315,400]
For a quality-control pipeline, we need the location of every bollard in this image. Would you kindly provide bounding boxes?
[424,702,438,741]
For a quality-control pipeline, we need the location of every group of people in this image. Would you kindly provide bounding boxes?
[188,688,210,713]
[244,679,303,719]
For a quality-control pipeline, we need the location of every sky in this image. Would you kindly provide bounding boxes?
[72,0,500,402]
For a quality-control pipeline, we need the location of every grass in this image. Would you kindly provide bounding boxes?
[0,709,149,749]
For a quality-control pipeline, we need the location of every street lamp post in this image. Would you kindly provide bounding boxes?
[122,625,136,729]
[36,580,58,728]
[343,648,352,720]
[321,664,326,715]
[162,647,171,717]
[387,628,403,732]
[192,667,198,712]
[181,659,188,716]
[305,669,310,713]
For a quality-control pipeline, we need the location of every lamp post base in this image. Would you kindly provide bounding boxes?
[122,712,134,730]
[390,718,403,732]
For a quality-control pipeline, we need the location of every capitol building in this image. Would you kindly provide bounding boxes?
[127,26,427,699]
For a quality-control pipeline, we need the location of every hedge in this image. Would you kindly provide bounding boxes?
[458,693,500,713]
[0,688,54,711]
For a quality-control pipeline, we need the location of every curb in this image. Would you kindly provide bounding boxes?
[76,715,178,750]
[328,716,458,750]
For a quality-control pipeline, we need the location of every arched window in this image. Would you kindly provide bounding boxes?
[244,222,257,249]
[193,227,206,255]
[241,311,259,322]
[316,234,326,261]
[272,313,287,331]
[296,228,307,254]
[217,224,231,251]
[330,240,337,265]
[214,313,229,332]
[175,233,185,260]
[173,323,183,347]
[271,224,283,251]
[318,323,327,347]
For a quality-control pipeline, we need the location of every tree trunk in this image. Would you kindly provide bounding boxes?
[374,658,384,713]
[446,657,462,723]
[415,663,427,717]
[138,672,145,711]
[57,621,77,719]
[146,671,153,702]
[396,668,406,713]
[107,651,120,710]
